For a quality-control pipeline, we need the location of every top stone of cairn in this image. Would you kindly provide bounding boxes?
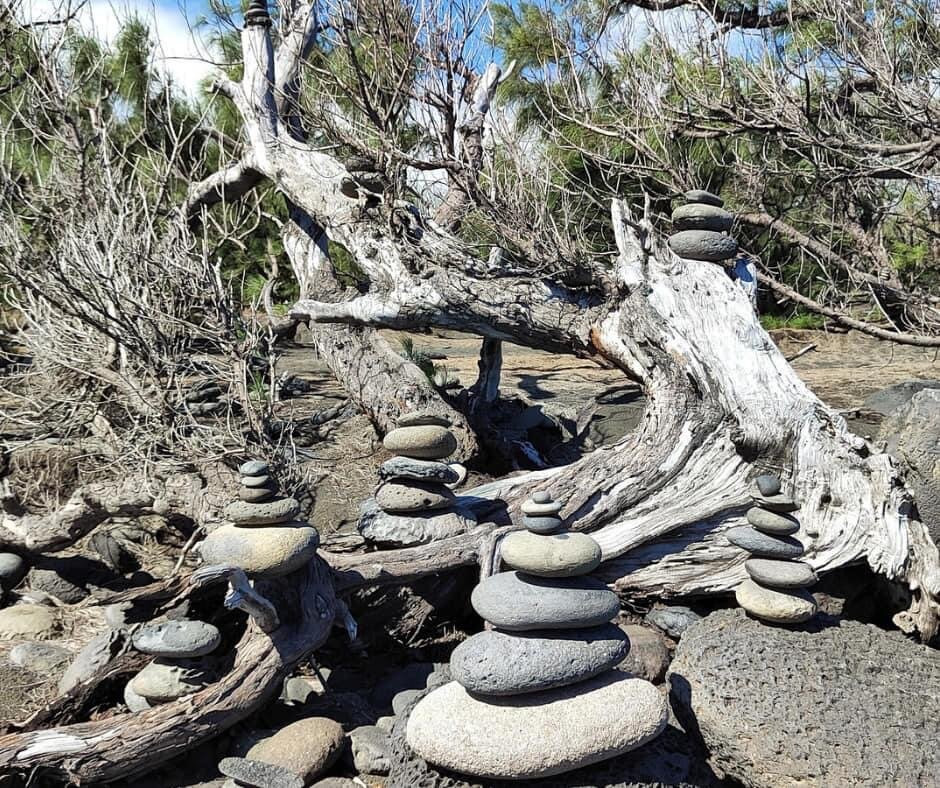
[239,459,269,477]
[755,473,782,497]
[683,189,723,207]
[383,424,457,460]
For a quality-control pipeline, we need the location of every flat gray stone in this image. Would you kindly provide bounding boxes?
[359,499,475,546]
[725,526,804,559]
[669,608,940,786]
[644,606,702,639]
[349,725,391,775]
[199,523,319,578]
[375,481,455,513]
[224,498,300,526]
[471,571,620,630]
[218,757,303,788]
[671,203,733,232]
[9,641,71,672]
[754,474,781,496]
[451,624,629,695]
[499,531,601,577]
[746,507,799,535]
[405,674,668,780]
[0,553,27,590]
[129,658,212,702]
[735,579,817,624]
[520,497,563,516]
[396,411,452,428]
[667,230,738,262]
[239,460,269,476]
[59,630,119,693]
[0,604,59,639]
[750,492,799,512]
[242,474,273,488]
[683,189,723,207]
[522,514,564,534]
[240,485,277,503]
[383,426,457,460]
[132,620,221,658]
[28,566,88,603]
[379,458,459,484]
[745,559,818,589]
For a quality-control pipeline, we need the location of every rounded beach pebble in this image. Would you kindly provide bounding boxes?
[499,531,601,577]
[383,426,457,460]
[132,620,221,658]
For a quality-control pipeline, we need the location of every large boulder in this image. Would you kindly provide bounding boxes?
[668,608,940,787]
[877,388,940,542]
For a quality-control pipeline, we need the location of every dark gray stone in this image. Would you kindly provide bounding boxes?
[683,189,723,207]
[28,565,88,603]
[745,559,818,589]
[387,686,723,788]
[359,499,476,547]
[0,553,26,591]
[370,662,436,710]
[450,624,629,696]
[9,641,72,672]
[242,474,273,488]
[669,608,940,787]
[217,757,303,788]
[863,380,940,417]
[725,526,804,559]
[644,606,702,639]
[379,458,459,484]
[671,203,733,232]
[667,230,738,262]
[746,507,799,535]
[132,620,221,658]
[239,460,269,476]
[522,515,564,534]
[750,493,799,512]
[754,474,781,496]
[471,571,620,631]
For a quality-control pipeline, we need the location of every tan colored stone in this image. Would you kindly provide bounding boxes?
[382,426,456,460]
[246,717,345,782]
[735,579,816,624]
[0,604,58,640]
[199,523,319,577]
[500,530,601,577]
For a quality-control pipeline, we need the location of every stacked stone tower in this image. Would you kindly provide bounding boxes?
[667,189,738,262]
[405,491,668,781]
[729,474,818,624]
[199,460,320,578]
[360,412,476,545]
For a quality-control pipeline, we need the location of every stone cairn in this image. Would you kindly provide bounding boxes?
[728,473,818,625]
[666,189,738,262]
[405,491,668,781]
[360,412,475,545]
[198,459,320,578]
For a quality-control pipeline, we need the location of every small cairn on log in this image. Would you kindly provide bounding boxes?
[728,473,818,624]
[404,490,668,780]
[359,411,475,546]
[667,189,738,262]
[198,460,320,578]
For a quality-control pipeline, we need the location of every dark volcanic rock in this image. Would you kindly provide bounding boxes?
[218,757,303,788]
[668,608,940,787]
[387,686,724,788]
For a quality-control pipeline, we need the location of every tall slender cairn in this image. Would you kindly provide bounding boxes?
[667,189,738,262]
[729,474,818,624]
[405,491,667,780]
[359,411,476,545]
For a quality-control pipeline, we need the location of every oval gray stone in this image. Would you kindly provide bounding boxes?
[755,474,781,496]
[224,497,300,526]
[128,658,211,702]
[500,531,601,577]
[375,481,455,513]
[521,498,563,516]
[132,620,221,658]
[684,189,723,206]
[242,474,273,488]
[671,204,733,232]
[239,460,269,476]
[0,553,27,590]
[532,491,552,504]
[240,484,277,503]
[667,230,738,261]
[746,507,799,535]
[379,458,459,484]
[751,492,799,512]
[735,579,817,624]
[200,522,320,577]
[383,426,457,460]
[396,411,452,428]
[726,526,804,559]
[450,624,629,695]
[471,571,620,630]
[645,606,702,639]
[522,515,563,534]
[745,559,818,589]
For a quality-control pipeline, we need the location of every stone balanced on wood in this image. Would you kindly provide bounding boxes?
[405,491,668,780]
[728,474,818,624]
[199,460,320,578]
[667,189,739,262]
[359,411,476,545]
